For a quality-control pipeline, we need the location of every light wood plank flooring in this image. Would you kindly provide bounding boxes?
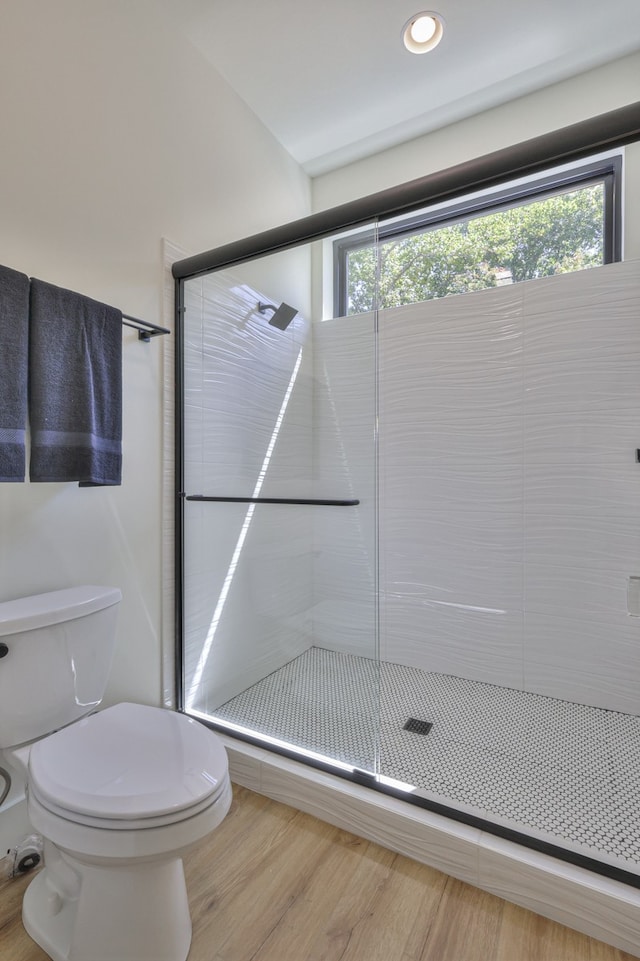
[1,784,638,961]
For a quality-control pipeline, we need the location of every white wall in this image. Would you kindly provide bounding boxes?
[0,0,310,709]
[312,53,640,261]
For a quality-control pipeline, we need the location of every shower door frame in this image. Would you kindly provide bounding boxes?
[174,101,640,890]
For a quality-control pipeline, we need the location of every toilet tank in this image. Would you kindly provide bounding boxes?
[0,586,122,749]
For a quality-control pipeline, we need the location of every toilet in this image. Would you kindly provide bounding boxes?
[0,585,232,961]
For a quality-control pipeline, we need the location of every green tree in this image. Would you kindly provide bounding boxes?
[346,184,604,315]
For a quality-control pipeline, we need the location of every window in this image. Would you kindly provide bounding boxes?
[334,156,621,317]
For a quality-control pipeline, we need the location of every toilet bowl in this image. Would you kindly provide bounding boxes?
[0,586,232,961]
[20,703,232,961]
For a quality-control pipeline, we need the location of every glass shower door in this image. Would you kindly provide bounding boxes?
[179,239,379,777]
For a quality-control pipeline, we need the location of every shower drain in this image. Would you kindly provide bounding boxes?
[403,717,433,736]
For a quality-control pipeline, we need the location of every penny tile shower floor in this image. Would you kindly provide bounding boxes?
[213,647,640,874]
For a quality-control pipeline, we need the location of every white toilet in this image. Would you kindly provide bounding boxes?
[0,585,232,961]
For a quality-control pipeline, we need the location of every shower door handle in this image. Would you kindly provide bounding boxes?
[185,495,360,506]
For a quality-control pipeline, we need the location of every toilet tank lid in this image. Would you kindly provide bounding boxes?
[0,586,122,637]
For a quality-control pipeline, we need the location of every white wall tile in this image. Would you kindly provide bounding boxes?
[524,512,640,620]
[381,507,523,611]
[380,412,524,513]
[380,285,524,365]
[375,288,525,679]
[374,262,640,710]
[525,354,640,415]
[379,292,524,516]
[311,312,375,500]
[183,270,315,711]
[523,261,640,373]
[524,409,640,519]
[311,314,376,656]
[311,598,377,659]
[523,611,640,713]
[520,263,640,711]
[380,595,524,687]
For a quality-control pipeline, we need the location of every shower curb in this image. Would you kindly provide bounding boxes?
[218,733,640,957]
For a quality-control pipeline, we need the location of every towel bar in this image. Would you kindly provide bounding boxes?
[185,495,360,506]
[122,314,170,342]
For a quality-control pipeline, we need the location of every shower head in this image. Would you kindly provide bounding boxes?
[257,301,298,331]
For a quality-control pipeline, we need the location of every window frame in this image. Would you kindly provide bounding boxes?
[333,155,622,317]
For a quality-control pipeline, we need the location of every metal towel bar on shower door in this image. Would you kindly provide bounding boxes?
[184,495,360,506]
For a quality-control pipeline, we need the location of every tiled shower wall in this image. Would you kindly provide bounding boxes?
[182,267,318,711]
[374,260,640,713]
[185,258,640,718]
[311,314,376,657]
[311,260,640,714]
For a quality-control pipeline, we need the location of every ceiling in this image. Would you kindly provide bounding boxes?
[167,0,640,176]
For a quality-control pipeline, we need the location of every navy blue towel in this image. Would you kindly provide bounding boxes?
[0,265,30,481]
[29,279,123,486]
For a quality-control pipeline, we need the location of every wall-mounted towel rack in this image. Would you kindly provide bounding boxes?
[122,314,171,343]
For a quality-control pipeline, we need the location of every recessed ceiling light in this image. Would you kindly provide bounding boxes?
[402,11,444,54]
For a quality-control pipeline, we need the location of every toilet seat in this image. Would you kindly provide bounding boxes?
[28,702,228,828]
[28,782,225,830]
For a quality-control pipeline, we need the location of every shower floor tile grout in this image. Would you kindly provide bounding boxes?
[211,646,640,873]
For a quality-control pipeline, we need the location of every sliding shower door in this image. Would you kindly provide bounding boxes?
[178,238,380,776]
[176,218,640,879]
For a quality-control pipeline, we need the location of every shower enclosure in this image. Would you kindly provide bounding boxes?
[174,105,640,889]
[178,239,379,779]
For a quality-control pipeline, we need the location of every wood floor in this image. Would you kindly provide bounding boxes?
[1,784,638,961]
